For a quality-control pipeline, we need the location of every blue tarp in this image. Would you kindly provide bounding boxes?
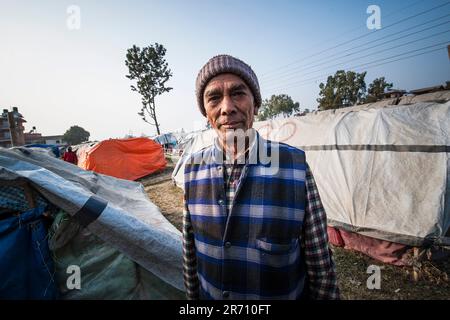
[0,205,58,299]
[24,144,61,158]
[153,133,177,147]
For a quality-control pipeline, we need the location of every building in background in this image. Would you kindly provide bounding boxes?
[41,135,64,145]
[0,107,26,148]
[24,132,43,144]
[0,107,65,147]
[24,132,65,145]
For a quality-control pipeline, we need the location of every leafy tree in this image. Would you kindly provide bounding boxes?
[63,125,90,145]
[364,77,394,103]
[257,94,300,121]
[125,43,172,135]
[317,70,367,110]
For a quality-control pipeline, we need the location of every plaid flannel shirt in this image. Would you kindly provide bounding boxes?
[182,133,340,300]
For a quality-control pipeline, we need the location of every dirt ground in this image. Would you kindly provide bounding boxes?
[142,163,450,300]
[144,182,184,230]
[332,246,450,299]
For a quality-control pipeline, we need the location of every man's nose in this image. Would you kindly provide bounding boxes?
[220,94,237,115]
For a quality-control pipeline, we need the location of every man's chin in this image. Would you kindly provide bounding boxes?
[218,127,253,142]
[220,127,246,137]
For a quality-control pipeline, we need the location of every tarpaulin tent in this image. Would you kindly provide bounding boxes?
[0,147,184,299]
[172,93,450,265]
[153,133,178,147]
[74,137,166,181]
[24,144,60,158]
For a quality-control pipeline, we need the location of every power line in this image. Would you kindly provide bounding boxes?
[263,28,450,88]
[264,42,449,92]
[260,1,450,79]
[261,1,448,79]
[265,43,447,92]
[266,46,444,95]
[260,0,426,77]
[352,47,445,73]
[262,15,450,84]
[266,44,447,93]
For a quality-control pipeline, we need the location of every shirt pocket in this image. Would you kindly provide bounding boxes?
[255,238,300,268]
[255,238,299,255]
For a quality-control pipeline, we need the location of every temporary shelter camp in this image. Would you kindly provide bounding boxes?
[172,92,450,265]
[74,137,166,181]
[0,147,184,299]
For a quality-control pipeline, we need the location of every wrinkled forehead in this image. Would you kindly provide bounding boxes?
[204,73,250,94]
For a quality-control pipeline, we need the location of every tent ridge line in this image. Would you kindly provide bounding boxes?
[300,144,450,153]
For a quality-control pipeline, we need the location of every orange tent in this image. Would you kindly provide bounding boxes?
[75,138,166,181]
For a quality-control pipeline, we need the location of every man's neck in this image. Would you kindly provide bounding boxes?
[218,129,256,164]
[220,140,249,163]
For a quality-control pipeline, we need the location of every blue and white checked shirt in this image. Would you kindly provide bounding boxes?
[182,132,339,300]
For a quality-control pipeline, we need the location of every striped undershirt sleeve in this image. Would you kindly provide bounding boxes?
[182,192,200,300]
[302,163,340,300]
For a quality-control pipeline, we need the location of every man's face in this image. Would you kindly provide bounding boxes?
[203,73,257,142]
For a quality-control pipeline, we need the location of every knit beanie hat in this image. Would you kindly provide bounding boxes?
[195,54,262,117]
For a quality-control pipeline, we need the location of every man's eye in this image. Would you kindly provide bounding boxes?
[232,91,245,97]
[209,96,220,102]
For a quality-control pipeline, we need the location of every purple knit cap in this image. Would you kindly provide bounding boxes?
[195,54,262,117]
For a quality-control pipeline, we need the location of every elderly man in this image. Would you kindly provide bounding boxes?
[182,54,339,300]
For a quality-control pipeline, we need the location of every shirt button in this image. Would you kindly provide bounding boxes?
[225,242,231,248]
[222,291,230,298]
[217,166,223,171]
[218,199,224,206]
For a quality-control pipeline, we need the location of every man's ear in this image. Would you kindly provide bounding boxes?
[254,106,259,116]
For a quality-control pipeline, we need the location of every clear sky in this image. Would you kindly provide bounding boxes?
[1,0,449,141]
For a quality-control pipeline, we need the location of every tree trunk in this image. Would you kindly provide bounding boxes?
[151,100,161,135]
[154,117,161,135]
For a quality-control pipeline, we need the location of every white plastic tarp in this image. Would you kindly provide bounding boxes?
[172,101,450,246]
